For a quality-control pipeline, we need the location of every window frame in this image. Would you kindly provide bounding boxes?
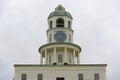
[56,18,64,28]
[56,77,64,80]
[58,54,63,63]
[94,73,99,80]
[21,74,27,80]
[69,34,71,43]
[49,55,52,64]
[49,34,52,42]
[38,74,43,80]
[50,21,52,28]
[78,73,83,80]
[68,21,71,28]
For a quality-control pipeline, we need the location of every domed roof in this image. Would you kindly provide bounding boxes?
[48,5,72,19]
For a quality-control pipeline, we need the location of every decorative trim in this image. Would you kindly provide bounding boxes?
[14,64,107,67]
[38,42,81,53]
[47,28,73,33]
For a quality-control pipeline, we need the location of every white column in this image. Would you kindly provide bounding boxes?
[73,49,76,64]
[64,47,67,63]
[54,47,56,63]
[40,53,43,64]
[45,50,47,64]
[77,52,80,64]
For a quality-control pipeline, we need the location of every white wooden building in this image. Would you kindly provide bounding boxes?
[14,5,107,80]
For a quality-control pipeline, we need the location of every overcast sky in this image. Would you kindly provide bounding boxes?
[0,0,120,80]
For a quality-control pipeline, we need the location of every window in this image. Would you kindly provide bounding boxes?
[94,73,99,80]
[68,21,70,28]
[49,55,51,64]
[50,21,52,28]
[78,73,83,80]
[69,34,71,42]
[38,74,43,80]
[49,34,52,42]
[56,77,64,80]
[21,74,26,80]
[69,55,71,63]
[58,54,62,63]
[56,18,64,27]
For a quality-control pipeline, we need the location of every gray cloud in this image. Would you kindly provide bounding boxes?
[0,0,120,80]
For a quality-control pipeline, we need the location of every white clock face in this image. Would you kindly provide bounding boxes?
[54,31,66,42]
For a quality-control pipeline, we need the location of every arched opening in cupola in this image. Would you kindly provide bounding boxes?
[50,21,52,28]
[56,18,64,28]
[68,21,71,28]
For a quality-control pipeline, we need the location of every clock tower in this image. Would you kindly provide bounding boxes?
[14,5,107,80]
[39,5,81,65]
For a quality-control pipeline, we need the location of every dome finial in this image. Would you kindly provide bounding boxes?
[55,4,65,11]
[58,4,62,7]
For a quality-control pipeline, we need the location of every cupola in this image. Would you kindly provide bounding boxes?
[39,5,81,65]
